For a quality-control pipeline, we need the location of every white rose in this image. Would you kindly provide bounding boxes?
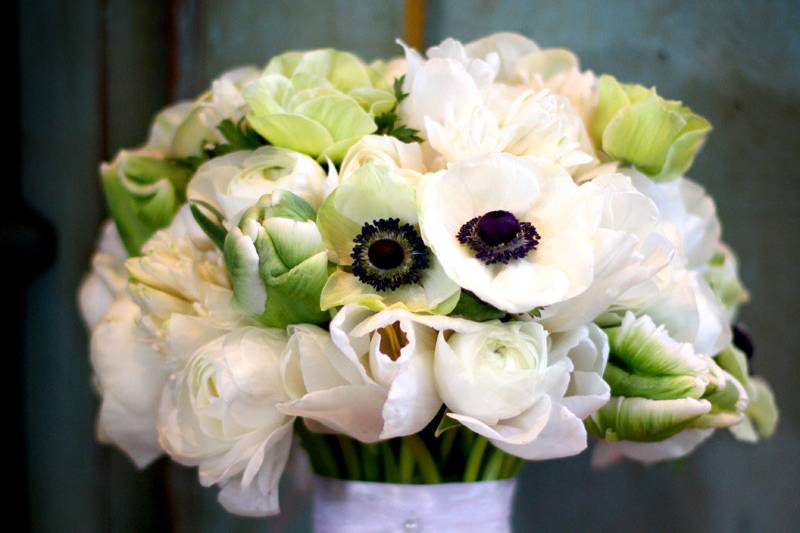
[279,305,474,441]
[337,134,427,187]
[90,297,168,467]
[418,153,602,313]
[437,319,609,460]
[158,327,294,517]
[79,220,128,329]
[187,146,327,224]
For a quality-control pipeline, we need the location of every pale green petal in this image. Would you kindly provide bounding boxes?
[713,344,750,389]
[348,87,396,115]
[101,164,154,256]
[137,180,177,229]
[604,362,706,400]
[247,112,334,157]
[744,377,778,439]
[243,75,292,114]
[260,251,331,327]
[224,225,267,315]
[263,217,324,270]
[170,106,215,158]
[657,112,711,181]
[316,164,418,264]
[264,51,303,76]
[592,74,630,142]
[602,90,687,175]
[605,312,709,377]
[587,396,711,442]
[293,94,377,142]
[291,49,373,92]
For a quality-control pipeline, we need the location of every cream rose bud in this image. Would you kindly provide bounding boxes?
[187,146,328,224]
[280,305,473,442]
[79,220,128,329]
[158,327,294,517]
[437,320,610,460]
[337,134,427,187]
[91,297,169,468]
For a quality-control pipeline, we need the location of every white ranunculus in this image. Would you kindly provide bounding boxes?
[279,305,476,442]
[438,319,609,460]
[187,146,328,224]
[625,169,721,269]
[91,297,169,468]
[125,205,246,363]
[400,37,593,172]
[158,327,294,517]
[338,134,427,187]
[418,153,602,313]
[541,173,674,332]
[79,220,128,329]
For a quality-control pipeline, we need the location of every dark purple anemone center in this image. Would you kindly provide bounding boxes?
[476,210,521,246]
[368,239,405,270]
[457,210,540,265]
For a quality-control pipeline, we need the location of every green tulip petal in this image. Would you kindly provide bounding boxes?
[170,106,215,158]
[746,377,778,438]
[588,396,711,442]
[592,74,630,143]
[713,345,750,389]
[605,313,709,377]
[101,165,154,256]
[263,217,324,270]
[138,180,177,229]
[604,362,707,400]
[224,225,267,315]
[260,251,331,327]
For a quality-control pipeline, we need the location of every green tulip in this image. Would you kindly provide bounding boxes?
[592,74,711,182]
[587,312,748,443]
[244,49,396,163]
[705,244,749,321]
[101,150,192,256]
[223,191,331,328]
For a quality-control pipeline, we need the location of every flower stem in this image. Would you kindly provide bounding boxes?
[295,422,339,478]
[481,446,506,481]
[380,441,399,482]
[404,435,441,484]
[463,436,488,482]
[361,443,380,481]
[439,427,458,465]
[399,439,414,483]
[337,435,362,480]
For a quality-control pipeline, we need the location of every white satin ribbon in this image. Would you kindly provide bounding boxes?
[312,476,517,533]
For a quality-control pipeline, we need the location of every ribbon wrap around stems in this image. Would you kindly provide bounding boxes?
[312,476,517,533]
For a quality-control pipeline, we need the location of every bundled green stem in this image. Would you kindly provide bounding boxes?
[295,417,523,484]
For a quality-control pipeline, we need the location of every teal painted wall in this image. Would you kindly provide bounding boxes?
[21,1,800,531]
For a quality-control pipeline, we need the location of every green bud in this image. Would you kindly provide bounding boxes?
[223,190,331,327]
[592,74,711,182]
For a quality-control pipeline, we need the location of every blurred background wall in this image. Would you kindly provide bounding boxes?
[18,0,799,531]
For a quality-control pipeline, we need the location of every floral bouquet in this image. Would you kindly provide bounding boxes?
[80,32,777,529]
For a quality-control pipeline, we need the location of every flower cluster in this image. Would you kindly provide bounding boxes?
[80,33,777,517]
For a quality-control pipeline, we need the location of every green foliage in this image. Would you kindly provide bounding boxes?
[374,75,424,143]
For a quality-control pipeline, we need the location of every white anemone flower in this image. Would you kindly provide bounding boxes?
[418,153,602,313]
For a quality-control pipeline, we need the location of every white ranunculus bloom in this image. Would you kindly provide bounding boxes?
[400,37,594,172]
[541,173,674,332]
[91,297,169,468]
[625,169,721,269]
[79,220,128,329]
[338,134,427,187]
[187,146,328,224]
[438,319,609,460]
[418,153,602,313]
[158,327,294,517]
[125,205,246,363]
[198,66,260,132]
[279,305,476,442]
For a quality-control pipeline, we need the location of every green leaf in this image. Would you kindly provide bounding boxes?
[189,199,227,250]
[449,290,506,321]
[434,411,461,437]
[393,75,409,103]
